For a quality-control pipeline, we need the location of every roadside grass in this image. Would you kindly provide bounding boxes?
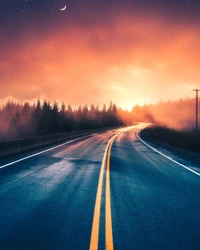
[141,125,200,153]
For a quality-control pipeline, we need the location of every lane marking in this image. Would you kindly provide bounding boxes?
[90,133,119,250]
[106,135,118,250]
[0,134,97,170]
[89,141,110,250]
[137,132,200,177]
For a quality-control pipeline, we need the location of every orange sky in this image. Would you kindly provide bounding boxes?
[1,13,200,109]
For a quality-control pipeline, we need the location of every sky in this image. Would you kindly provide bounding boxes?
[1,0,200,109]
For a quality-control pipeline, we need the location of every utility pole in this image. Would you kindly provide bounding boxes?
[193,89,200,133]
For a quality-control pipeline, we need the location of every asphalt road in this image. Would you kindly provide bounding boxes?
[0,124,200,250]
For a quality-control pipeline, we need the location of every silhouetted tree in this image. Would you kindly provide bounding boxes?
[0,99,125,141]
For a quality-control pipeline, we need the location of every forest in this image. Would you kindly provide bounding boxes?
[0,100,123,141]
[0,97,199,141]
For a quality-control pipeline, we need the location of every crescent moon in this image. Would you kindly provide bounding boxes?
[60,5,66,11]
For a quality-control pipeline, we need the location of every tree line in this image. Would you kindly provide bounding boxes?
[0,97,198,141]
[0,100,123,141]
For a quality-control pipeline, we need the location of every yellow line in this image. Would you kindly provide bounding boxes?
[106,136,117,250]
[89,139,111,250]
[90,133,120,250]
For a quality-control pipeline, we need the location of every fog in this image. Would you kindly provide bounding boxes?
[129,98,198,130]
[0,98,198,141]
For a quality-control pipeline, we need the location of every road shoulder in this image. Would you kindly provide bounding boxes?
[140,128,200,173]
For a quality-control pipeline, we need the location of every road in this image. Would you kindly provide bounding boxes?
[0,124,200,250]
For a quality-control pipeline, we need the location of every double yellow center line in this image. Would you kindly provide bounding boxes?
[90,133,120,250]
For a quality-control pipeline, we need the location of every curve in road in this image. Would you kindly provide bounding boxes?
[0,124,200,250]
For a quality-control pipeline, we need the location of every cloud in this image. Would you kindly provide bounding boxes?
[0,13,200,108]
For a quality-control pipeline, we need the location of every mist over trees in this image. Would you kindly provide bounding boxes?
[116,98,199,131]
[0,97,198,141]
[0,100,123,141]
[128,98,199,130]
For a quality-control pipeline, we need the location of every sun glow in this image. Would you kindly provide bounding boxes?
[0,14,199,106]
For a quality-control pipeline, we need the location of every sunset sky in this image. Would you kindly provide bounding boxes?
[1,0,200,109]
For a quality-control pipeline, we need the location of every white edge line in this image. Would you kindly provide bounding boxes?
[0,133,97,169]
[137,132,200,177]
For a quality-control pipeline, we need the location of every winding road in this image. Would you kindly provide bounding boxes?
[0,124,200,250]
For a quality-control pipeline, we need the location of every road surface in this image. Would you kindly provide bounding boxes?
[0,124,200,250]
